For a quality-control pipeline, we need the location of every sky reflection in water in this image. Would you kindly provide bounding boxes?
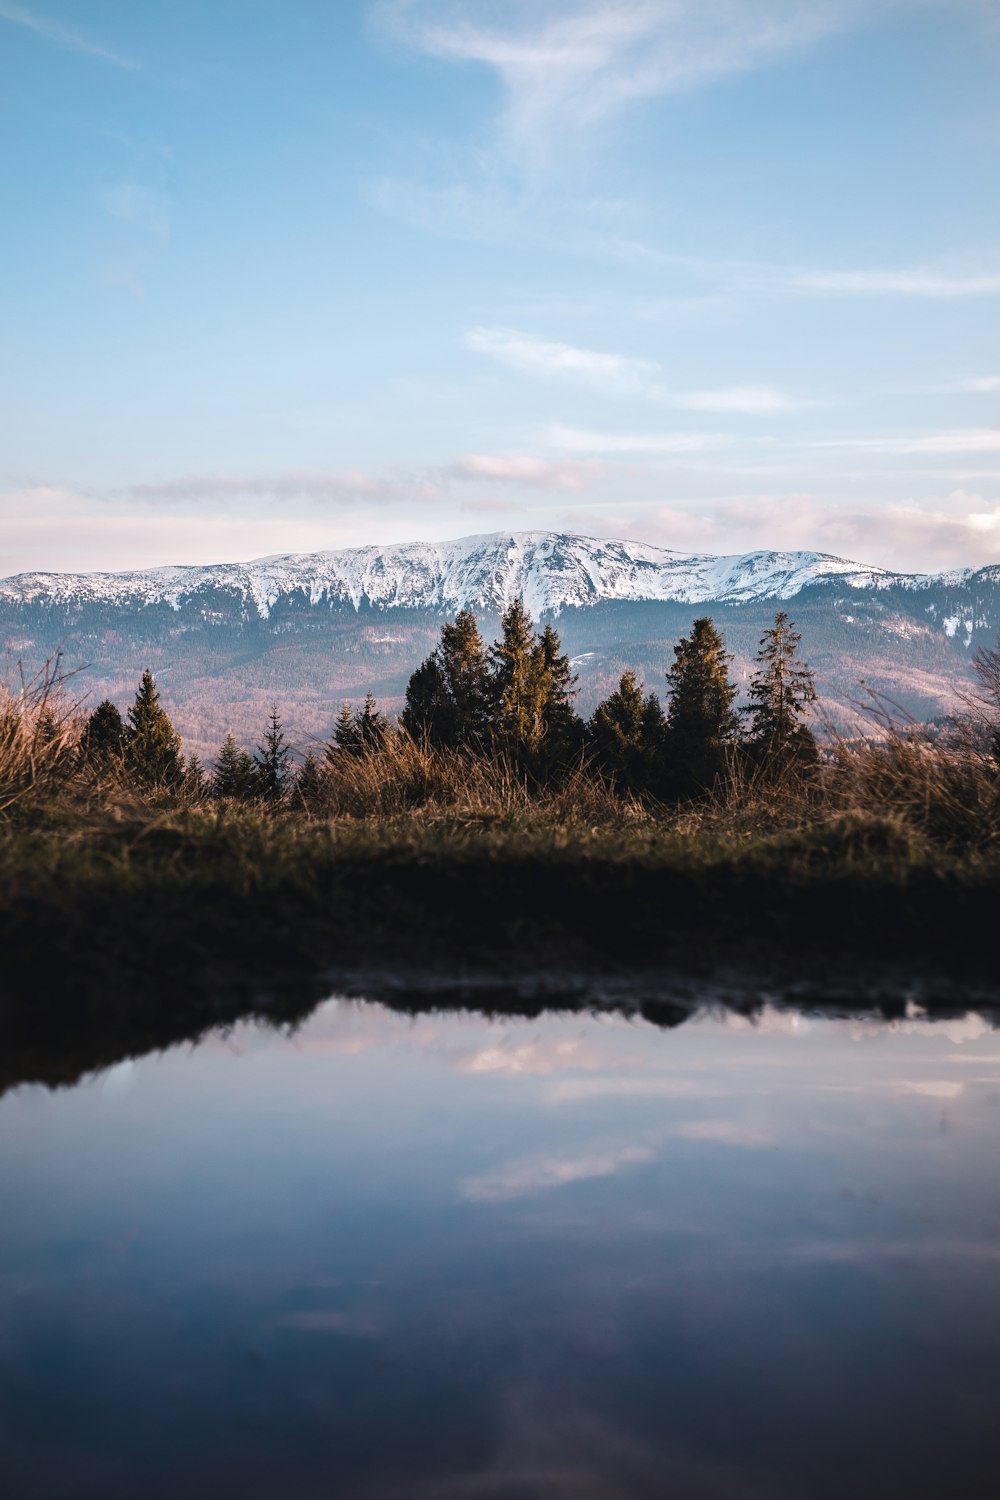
[2,997,1000,1499]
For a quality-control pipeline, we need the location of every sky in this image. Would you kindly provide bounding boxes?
[1,0,999,577]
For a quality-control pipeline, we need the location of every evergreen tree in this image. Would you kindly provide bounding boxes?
[211,732,255,799]
[81,699,125,769]
[355,692,389,751]
[401,655,451,745]
[328,701,360,759]
[125,670,183,788]
[182,754,207,800]
[489,599,547,753]
[253,705,293,800]
[588,670,665,790]
[663,618,738,798]
[535,622,581,762]
[742,612,818,768]
[973,639,1000,769]
[401,609,491,747]
[295,748,325,809]
[439,608,492,743]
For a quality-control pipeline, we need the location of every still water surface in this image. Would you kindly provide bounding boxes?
[2,995,1000,1498]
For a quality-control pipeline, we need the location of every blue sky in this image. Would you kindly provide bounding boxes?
[1,0,999,575]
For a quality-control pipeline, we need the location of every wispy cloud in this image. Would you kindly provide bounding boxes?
[102,184,172,243]
[945,375,1000,394]
[378,1,870,154]
[463,325,657,392]
[548,424,731,455]
[126,471,446,505]
[464,326,811,410]
[676,384,810,413]
[448,453,610,490]
[461,1139,657,1202]
[0,1,136,68]
[817,428,1000,455]
[788,267,1000,298]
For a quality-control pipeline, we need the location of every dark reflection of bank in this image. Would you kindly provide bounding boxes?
[2,967,998,1098]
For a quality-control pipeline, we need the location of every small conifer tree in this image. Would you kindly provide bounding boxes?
[182,754,207,800]
[81,700,126,770]
[125,670,184,788]
[328,702,360,760]
[253,706,293,800]
[588,670,665,790]
[355,692,389,751]
[742,612,818,768]
[973,638,1000,769]
[663,618,738,798]
[212,732,255,799]
[294,748,325,810]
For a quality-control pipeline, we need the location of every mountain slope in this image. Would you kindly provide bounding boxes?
[1,531,997,757]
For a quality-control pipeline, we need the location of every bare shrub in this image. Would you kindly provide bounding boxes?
[0,658,84,814]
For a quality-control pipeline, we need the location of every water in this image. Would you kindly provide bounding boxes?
[2,993,1000,1499]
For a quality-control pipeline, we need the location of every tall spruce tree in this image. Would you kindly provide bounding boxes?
[402,608,491,747]
[973,638,1000,769]
[489,598,547,753]
[742,612,818,767]
[212,732,255,799]
[535,622,581,762]
[588,670,665,791]
[125,670,183,788]
[439,608,491,743]
[401,655,451,745]
[253,706,293,800]
[663,618,738,798]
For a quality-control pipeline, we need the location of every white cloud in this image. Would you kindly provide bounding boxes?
[0,0,136,67]
[379,1,871,153]
[817,428,1000,455]
[946,376,1000,394]
[548,424,730,455]
[463,325,658,392]
[676,384,809,413]
[672,1118,774,1147]
[126,470,446,504]
[789,267,1000,298]
[449,453,609,489]
[461,1139,657,1201]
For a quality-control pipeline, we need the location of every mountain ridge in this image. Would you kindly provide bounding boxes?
[0,529,979,620]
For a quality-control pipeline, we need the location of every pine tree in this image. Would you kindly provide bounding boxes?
[327,702,360,760]
[401,609,491,748]
[294,748,325,810]
[489,599,547,753]
[253,705,293,800]
[182,754,207,800]
[81,699,125,769]
[211,732,255,799]
[355,693,389,751]
[663,618,738,798]
[742,612,818,768]
[125,670,184,788]
[440,609,491,743]
[588,670,665,790]
[401,655,452,745]
[535,622,581,762]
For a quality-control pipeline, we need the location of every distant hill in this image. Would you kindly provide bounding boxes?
[2,530,997,758]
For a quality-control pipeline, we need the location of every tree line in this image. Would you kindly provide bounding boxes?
[78,603,821,803]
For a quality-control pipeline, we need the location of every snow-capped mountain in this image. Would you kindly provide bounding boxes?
[1,531,997,757]
[0,530,938,618]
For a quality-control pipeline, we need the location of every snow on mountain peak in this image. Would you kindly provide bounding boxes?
[0,530,929,619]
